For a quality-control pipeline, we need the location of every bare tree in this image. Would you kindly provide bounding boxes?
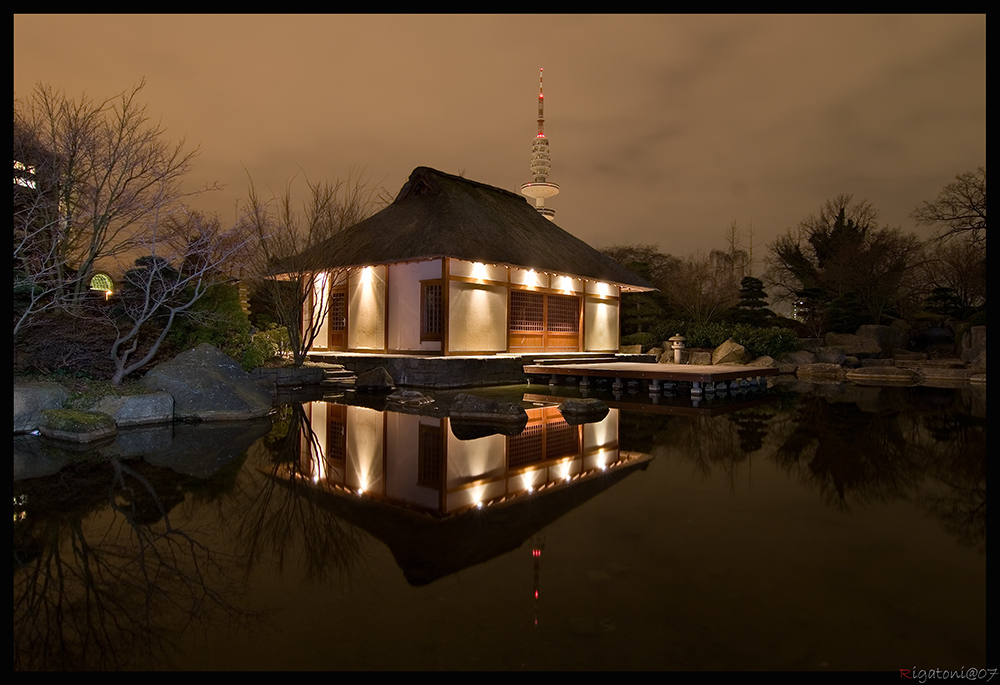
[912,167,986,247]
[238,169,384,366]
[914,237,986,312]
[14,158,65,339]
[664,251,741,325]
[722,219,756,279]
[104,211,251,385]
[600,243,682,287]
[14,79,203,319]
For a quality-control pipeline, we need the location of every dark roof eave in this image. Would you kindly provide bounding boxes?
[274,167,654,291]
[272,252,654,291]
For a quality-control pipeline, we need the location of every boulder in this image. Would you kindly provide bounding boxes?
[813,346,846,365]
[795,363,847,381]
[355,366,395,393]
[845,367,918,385]
[386,389,435,406]
[782,350,813,364]
[856,324,906,358]
[14,382,69,433]
[38,409,117,443]
[90,391,174,427]
[688,350,713,365]
[557,398,609,424]
[961,325,986,367]
[449,393,528,424]
[619,344,642,355]
[860,358,894,367]
[658,349,686,364]
[775,360,799,375]
[712,338,746,365]
[825,332,882,357]
[141,343,273,421]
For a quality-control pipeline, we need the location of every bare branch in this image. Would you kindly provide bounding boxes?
[912,167,986,247]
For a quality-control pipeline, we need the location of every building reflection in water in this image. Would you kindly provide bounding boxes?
[286,402,647,519]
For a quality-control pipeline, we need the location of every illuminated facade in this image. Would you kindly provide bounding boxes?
[294,401,635,517]
[283,166,652,356]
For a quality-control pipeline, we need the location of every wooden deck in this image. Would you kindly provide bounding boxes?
[523,361,779,395]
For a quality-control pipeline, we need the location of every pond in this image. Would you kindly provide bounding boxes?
[13,381,986,671]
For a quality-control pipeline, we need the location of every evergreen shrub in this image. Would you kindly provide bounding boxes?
[637,320,800,359]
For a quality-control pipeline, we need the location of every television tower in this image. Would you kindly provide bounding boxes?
[520,68,559,221]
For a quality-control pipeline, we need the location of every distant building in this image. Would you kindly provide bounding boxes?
[279,166,652,356]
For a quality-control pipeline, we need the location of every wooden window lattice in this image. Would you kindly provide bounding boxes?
[510,290,545,332]
[421,282,443,340]
[329,292,346,332]
[546,294,580,333]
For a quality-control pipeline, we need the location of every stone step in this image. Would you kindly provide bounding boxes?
[321,367,357,387]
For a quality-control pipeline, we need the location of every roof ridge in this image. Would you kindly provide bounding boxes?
[407,166,526,203]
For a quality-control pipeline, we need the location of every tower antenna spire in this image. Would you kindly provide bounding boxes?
[521,67,560,220]
[537,67,545,137]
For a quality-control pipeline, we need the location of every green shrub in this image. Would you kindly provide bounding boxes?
[168,283,253,364]
[635,320,800,359]
[240,334,277,371]
[620,332,659,350]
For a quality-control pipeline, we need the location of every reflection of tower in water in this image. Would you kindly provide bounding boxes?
[531,533,545,626]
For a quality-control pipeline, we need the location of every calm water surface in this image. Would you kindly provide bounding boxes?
[13,382,986,671]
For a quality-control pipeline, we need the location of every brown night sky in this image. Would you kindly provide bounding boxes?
[13,14,986,262]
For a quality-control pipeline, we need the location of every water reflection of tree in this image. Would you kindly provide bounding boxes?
[233,403,367,584]
[772,395,921,511]
[648,406,776,491]
[911,390,986,553]
[767,387,985,551]
[13,457,251,670]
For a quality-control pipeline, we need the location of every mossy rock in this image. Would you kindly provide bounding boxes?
[39,409,118,443]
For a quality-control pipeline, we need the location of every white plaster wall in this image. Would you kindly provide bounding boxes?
[585,280,619,297]
[551,274,583,294]
[445,426,506,511]
[449,259,508,283]
[304,272,332,350]
[583,408,619,454]
[448,281,507,352]
[346,406,384,493]
[348,265,386,350]
[383,413,441,510]
[387,260,442,352]
[509,266,545,289]
[584,297,620,351]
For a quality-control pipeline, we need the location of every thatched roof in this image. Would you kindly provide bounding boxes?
[277,166,653,290]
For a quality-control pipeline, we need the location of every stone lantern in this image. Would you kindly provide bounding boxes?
[668,334,687,364]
